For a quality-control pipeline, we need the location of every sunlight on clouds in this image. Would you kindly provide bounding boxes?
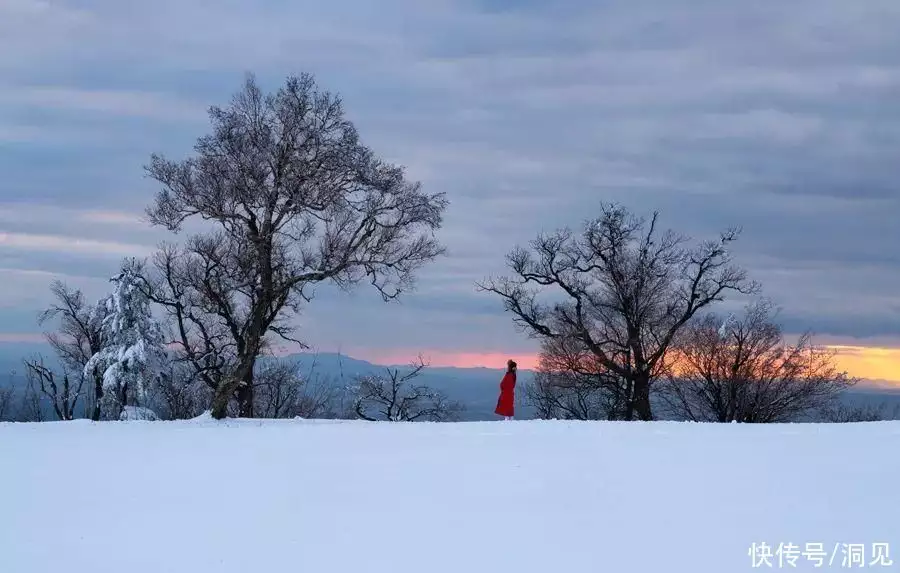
[0,231,152,257]
[76,209,145,225]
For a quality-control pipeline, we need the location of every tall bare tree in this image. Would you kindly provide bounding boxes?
[139,73,448,419]
[352,359,464,422]
[658,300,856,422]
[479,204,757,420]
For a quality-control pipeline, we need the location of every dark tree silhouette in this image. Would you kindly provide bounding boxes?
[30,281,108,420]
[252,360,344,419]
[659,300,857,423]
[0,374,15,421]
[139,73,448,419]
[479,203,756,420]
[526,337,627,420]
[352,358,464,422]
[21,357,83,421]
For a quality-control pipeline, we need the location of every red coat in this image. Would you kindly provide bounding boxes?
[494,371,516,417]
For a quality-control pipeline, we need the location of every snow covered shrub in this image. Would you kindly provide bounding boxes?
[119,405,160,421]
[84,263,168,417]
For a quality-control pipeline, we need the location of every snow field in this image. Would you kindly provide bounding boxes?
[1,418,898,572]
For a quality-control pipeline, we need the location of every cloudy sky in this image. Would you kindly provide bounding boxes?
[1,0,899,380]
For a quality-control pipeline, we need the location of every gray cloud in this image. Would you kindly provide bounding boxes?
[1,0,898,357]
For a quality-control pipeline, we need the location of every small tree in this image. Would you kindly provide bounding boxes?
[148,361,212,420]
[22,357,83,421]
[251,360,345,419]
[659,299,857,423]
[18,374,44,422]
[32,280,108,420]
[479,203,757,420]
[352,359,464,422]
[0,374,15,421]
[140,73,448,419]
[526,336,627,420]
[84,262,168,417]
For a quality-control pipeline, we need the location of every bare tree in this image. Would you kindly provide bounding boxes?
[658,300,857,423]
[139,73,448,419]
[37,280,107,420]
[0,373,15,421]
[22,357,84,421]
[251,359,345,419]
[18,374,44,422]
[478,204,757,420]
[352,359,464,422]
[526,336,627,420]
[148,362,211,420]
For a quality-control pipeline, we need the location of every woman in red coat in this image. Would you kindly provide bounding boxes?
[494,359,517,420]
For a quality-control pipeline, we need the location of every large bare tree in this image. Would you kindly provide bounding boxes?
[658,300,856,423]
[140,73,448,419]
[479,203,757,420]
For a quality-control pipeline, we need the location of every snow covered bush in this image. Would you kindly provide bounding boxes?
[84,263,168,416]
[119,405,160,421]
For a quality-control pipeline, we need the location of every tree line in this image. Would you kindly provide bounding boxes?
[1,72,893,424]
[482,207,897,423]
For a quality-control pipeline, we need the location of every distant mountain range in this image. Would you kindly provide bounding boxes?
[277,351,535,421]
[2,343,898,422]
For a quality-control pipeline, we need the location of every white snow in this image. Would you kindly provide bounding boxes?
[1,418,898,572]
[84,266,167,402]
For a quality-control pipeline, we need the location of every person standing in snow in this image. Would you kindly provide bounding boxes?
[494,359,517,420]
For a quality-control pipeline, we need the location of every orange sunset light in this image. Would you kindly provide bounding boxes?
[829,346,900,384]
[362,345,900,385]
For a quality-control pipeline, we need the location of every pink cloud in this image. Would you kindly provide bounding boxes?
[0,333,45,343]
[347,348,539,370]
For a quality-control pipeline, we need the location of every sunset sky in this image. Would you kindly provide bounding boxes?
[1,0,898,383]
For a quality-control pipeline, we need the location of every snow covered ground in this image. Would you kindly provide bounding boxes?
[1,417,898,572]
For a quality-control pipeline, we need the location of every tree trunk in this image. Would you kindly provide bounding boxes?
[632,374,653,421]
[236,369,254,418]
[209,380,232,419]
[624,377,635,420]
[210,358,257,419]
[91,374,103,421]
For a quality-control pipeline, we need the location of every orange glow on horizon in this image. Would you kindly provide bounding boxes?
[829,345,900,384]
[358,345,900,384]
[352,350,541,371]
